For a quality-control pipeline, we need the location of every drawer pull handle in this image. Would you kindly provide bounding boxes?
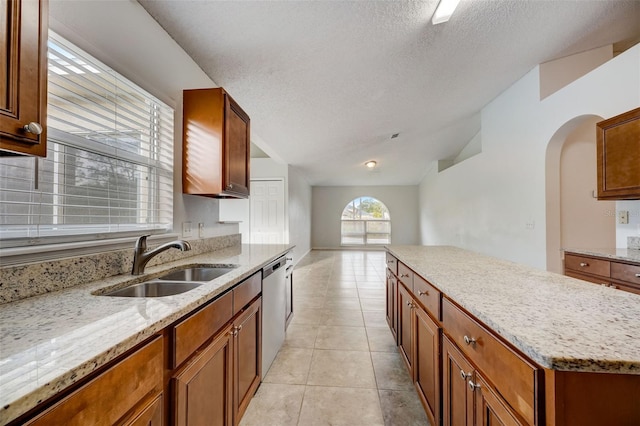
[387,260,395,264]
[635,274,640,278]
[459,370,471,381]
[418,290,428,296]
[406,301,412,307]
[400,273,410,278]
[463,335,476,346]
[579,262,589,267]
[468,380,481,391]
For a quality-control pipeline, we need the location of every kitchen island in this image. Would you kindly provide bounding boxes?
[385,245,640,426]
[0,243,293,425]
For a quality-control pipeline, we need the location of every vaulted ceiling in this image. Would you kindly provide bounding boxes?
[139,0,640,186]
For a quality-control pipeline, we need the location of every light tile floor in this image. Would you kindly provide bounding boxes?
[240,250,430,426]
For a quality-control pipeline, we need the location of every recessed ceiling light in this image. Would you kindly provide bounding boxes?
[365,160,377,169]
[432,0,461,25]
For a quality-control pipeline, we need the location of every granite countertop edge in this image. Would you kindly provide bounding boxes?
[385,245,640,376]
[562,247,640,264]
[0,244,293,425]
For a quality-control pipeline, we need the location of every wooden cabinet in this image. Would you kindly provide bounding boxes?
[233,298,262,423]
[385,271,397,341]
[182,88,250,198]
[23,336,164,426]
[564,252,640,295]
[0,0,48,156]
[414,304,441,426]
[171,271,263,426]
[174,323,234,426]
[443,335,475,426]
[442,298,539,425]
[596,107,640,200]
[443,335,524,426]
[398,283,414,371]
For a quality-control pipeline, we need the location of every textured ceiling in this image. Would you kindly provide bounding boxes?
[139,0,640,186]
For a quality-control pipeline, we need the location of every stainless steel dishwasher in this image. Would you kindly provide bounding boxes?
[261,255,287,378]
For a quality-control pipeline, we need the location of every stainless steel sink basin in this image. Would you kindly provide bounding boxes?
[158,265,237,282]
[102,281,202,297]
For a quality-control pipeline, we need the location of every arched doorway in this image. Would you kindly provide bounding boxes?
[545,115,616,273]
[341,196,391,246]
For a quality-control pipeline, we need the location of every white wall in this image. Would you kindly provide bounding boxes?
[49,0,241,240]
[312,186,419,249]
[288,166,312,264]
[419,44,640,270]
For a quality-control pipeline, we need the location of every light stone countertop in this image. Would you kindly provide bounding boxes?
[0,244,293,425]
[386,245,640,375]
[563,247,640,264]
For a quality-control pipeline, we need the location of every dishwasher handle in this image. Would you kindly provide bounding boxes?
[263,256,287,279]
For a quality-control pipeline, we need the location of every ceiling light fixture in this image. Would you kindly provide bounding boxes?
[365,160,377,169]
[432,0,461,25]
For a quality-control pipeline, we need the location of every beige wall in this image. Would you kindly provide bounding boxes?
[559,118,616,261]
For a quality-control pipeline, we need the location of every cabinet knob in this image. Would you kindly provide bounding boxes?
[227,184,233,189]
[635,274,640,278]
[463,335,476,346]
[459,370,471,381]
[468,380,481,391]
[579,262,589,267]
[23,122,43,135]
[400,273,410,278]
[406,301,412,307]
[418,290,428,296]
[387,260,394,264]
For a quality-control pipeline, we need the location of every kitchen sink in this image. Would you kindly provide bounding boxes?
[102,281,202,297]
[157,265,238,282]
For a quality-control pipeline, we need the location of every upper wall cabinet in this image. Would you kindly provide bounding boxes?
[597,107,640,200]
[183,88,250,198]
[0,0,48,157]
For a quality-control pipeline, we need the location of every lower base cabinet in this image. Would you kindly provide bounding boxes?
[443,335,523,426]
[414,306,441,426]
[23,336,164,426]
[173,297,262,426]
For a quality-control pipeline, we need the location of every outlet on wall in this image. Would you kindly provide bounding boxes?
[618,210,629,225]
[182,221,192,237]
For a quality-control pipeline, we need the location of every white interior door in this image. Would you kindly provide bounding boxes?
[250,179,285,244]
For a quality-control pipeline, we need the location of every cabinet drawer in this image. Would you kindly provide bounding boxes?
[173,291,233,368]
[564,254,610,277]
[26,336,163,426]
[610,262,640,285]
[398,262,414,291]
[413,274,441,320]
[233,271,261,313]
[386,252,398,276]
[609,281,640,295]
[442,298,538,425]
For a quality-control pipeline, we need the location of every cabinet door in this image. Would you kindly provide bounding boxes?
[597,107,640,200]
[234,298,262,424]
[0,0,47,156]
[398,284,413,371]
[173,324,234,426]
[224,95,250,197]
[442,336,474,426]
[414,306,440,426]
[474,374,524,426]
[386,272,397,342]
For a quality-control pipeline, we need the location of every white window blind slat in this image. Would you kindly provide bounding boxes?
[0,32,174,247]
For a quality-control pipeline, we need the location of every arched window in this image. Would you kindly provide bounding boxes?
[341,197,391,245]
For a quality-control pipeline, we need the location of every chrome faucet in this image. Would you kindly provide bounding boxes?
[132,235,192,275]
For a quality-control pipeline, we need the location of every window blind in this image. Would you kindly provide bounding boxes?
[0,32,174,247]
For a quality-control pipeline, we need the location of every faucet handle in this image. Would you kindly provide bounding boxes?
[135,235,151,250]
